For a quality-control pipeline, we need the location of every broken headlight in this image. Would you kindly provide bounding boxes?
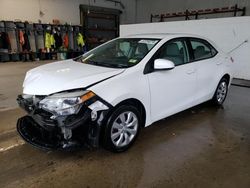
[39,90,95,116]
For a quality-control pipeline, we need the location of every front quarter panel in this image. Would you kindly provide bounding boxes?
[89,68,151,126]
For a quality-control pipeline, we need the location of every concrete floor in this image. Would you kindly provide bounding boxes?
[0,62,249,188]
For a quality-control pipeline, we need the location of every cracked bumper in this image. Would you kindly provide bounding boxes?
[16,95,111,151]
[17,116,61,150]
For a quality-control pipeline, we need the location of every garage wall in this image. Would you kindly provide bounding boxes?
[120,16,250,80]
[135,0,250,23]
[0,0,136,24]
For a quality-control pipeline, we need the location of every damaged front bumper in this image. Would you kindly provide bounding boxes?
[16,94,111,151]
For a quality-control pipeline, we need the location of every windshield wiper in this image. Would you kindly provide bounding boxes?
[115,64,129,68]
[87,60,99,65]
[89,61,127,68]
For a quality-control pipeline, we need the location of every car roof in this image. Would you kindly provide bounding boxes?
[123,33,208,40]
[121,33,219,50]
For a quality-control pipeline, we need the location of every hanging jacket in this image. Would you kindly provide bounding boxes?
[54,32,62,49]
[22,33,31,51]
[77,33,85,47]
[0,32,11,50]
[63,33,69,48]
[19,31,25,46]
[0,33,4,49]
[45,32,51,49]
[50,34,55,48]
[0,34,2,49]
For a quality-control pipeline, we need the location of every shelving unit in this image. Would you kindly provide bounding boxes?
[4,21,18,62]
[0,21,9,62]
[0,21,85,62]
[80,5,121,50]
[150,4,246,22]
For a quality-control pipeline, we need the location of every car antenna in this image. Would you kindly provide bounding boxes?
[227,39,248,54]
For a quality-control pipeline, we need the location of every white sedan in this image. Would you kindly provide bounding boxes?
[17,34,233,152]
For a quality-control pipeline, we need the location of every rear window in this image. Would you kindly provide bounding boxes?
[190,39,217,61]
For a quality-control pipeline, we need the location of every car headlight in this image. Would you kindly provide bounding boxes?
[39,90,95,116]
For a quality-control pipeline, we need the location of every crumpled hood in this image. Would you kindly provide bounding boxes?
[23,59,124,95]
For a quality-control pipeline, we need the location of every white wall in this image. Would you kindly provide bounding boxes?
[136,0,250,23]
[120,17,250,80]
[0,0,136,25]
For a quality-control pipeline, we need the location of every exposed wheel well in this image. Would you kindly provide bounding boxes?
[222,74,230,85]
[113,98,146,127]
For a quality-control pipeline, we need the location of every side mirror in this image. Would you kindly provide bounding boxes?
[154,59,175,70]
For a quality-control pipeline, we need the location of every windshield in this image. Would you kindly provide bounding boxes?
[75,38,159,68]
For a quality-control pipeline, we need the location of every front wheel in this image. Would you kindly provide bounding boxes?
[102,105,141,152]
[212,78,228,105]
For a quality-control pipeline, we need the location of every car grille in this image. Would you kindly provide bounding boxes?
[17,95,57,130]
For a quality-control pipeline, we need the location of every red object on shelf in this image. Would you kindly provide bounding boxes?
[150,4,245,22]
[221,7,229,10]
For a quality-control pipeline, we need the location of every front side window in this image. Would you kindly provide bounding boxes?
[155,39,189,66]
[190,39,217,61]
[75,38,159,68]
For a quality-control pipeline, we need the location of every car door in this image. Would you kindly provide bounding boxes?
[146,38,197,122]
[188,38,221,104]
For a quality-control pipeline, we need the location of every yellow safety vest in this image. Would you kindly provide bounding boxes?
[50,34,55,47]
[45,32,51,48]
[77,33,85,47]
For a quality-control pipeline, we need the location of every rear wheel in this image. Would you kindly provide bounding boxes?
[103,105,141,152]
[212,78,228,105]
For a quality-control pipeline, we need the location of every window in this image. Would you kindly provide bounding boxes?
[156,39,189,66]
[190,39,217,61]
[75,38,159,68]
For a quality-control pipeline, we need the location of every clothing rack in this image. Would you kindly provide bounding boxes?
[0,21,85,62]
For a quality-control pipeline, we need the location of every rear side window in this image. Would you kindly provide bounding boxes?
[190,39,217,61]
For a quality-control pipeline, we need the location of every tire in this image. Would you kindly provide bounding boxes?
[102,105,141,152]
[212,78,228,106]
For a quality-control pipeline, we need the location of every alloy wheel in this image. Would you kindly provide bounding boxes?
[216,81,227,103]
[111,111,139,147]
